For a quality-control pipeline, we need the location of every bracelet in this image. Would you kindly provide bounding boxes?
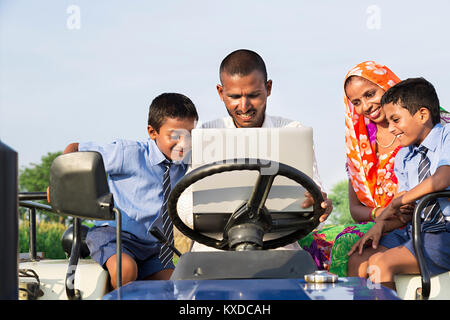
[370,205,381,221]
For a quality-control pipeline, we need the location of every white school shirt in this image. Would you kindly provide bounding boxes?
[178,114,323,252]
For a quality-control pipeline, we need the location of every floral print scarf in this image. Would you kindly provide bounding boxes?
[344,61,401,208]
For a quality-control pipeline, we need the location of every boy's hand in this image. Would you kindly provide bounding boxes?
[395,203,415,223]
[377,191,416,224]
[302,190,333,223]
[376,191,407,221]
[348,221,386,256]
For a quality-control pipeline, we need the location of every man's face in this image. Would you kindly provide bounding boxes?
[217,70,272,128]
[383,101,430,147]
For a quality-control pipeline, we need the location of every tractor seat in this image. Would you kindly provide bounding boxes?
[394,271,450,300]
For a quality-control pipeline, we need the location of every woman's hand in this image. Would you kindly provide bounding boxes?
[348,220,386,256]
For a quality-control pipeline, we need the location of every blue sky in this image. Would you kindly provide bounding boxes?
[1,0,450,191]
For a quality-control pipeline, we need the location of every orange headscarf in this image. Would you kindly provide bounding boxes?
[344,61,401,208]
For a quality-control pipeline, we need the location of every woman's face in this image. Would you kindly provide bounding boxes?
[345,76,386,123]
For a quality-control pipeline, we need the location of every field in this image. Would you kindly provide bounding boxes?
[19,220,193,261]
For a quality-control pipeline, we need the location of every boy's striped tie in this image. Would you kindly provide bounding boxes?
[159,160,174,267]
[417,146,446,232]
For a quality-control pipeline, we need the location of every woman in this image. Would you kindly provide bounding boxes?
[299,61,450,276]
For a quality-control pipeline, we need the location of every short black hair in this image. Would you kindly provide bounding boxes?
[380,77,441,125]
[147,93,198,132]
[219,49,268,83]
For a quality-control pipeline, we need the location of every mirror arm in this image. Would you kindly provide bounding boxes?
[65,218,82,300]
[98,201,122,290]
[28,208,37,261]
[112,208,122,291]
[413,190,450,300]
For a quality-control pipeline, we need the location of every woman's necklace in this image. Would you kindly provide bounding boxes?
[376,135,397,148]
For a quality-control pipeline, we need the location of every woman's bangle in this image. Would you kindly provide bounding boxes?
[370,205,381,221]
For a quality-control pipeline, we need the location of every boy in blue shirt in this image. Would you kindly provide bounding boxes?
[62,93,198,288]
[348,77,450,289]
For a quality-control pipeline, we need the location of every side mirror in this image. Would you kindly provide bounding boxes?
[49,151,123,295]
[49,151,115,220]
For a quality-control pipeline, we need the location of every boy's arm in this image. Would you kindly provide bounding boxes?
[63,143,79,154]
[393,165,450,206]
[378,216,409,232]
[378,165,450,221]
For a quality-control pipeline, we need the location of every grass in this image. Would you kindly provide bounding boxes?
[173,228,192,265]
[19,220,67,259]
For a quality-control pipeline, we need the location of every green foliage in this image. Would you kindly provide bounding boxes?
[19,151,62,193]
[19,151,63,223]
[19,220,67,259]
[328,179,354,225]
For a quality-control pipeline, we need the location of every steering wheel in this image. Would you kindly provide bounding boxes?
[168,159,325,250]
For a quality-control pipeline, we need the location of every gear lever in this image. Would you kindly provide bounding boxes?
[149,227,182,257]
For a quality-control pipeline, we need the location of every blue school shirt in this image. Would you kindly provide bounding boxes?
[394,123,450,220]
[78,138,188,241]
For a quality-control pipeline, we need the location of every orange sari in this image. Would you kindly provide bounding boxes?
[344,61,401,209]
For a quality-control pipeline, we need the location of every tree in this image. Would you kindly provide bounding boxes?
[328,179,354,225]
[19,151,64,223]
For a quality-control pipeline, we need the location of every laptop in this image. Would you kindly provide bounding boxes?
[190,127,314,234]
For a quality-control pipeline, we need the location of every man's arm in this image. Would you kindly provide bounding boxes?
[285,119,332,221]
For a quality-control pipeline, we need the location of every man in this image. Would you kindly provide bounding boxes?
[204,49,331,215]
[180,49,333,251]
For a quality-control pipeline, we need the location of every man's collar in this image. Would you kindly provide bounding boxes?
[261,114,273,128]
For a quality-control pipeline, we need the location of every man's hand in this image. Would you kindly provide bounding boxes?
[348,220,386,256]
[302,190,333,223]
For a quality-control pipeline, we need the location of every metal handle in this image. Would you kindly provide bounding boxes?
[412,190,450,300]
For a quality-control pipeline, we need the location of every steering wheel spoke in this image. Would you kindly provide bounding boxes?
[247,173,276,218]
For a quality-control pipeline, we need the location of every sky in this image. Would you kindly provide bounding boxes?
[1,0,450,192]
